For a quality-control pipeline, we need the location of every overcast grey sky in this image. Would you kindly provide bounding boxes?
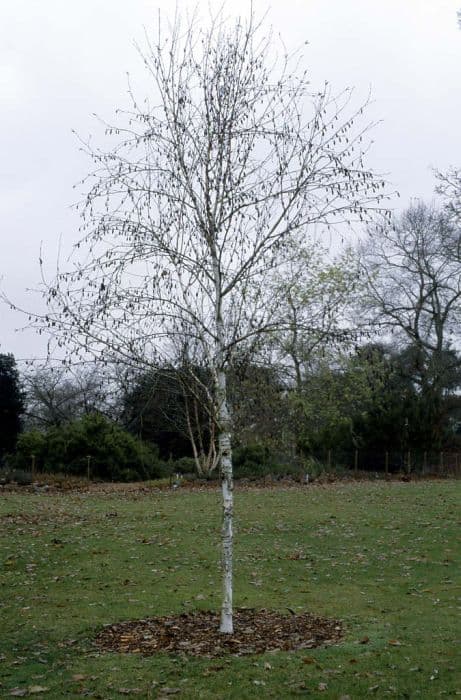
[1,0,460,361]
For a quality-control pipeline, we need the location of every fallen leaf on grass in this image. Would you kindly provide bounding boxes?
[9,690,27,698]
[318,682,328,691]
[159,689,180,695]
[287,551,306,560]
[388,639,402,646]
[117,689,143,695]
[359,636,370,644]
[71,674,86,682]
[202,664,224,676]
[28,688,49,694]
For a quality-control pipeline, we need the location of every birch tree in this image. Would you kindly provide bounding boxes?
[26,10,389,633]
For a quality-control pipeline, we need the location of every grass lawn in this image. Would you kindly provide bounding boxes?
[0,480,459,698]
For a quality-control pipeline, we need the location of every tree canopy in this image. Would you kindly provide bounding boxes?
[22,9,390,633]
[0,353,24,458]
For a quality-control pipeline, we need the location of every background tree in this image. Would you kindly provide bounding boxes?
[391,343,461,450]
[435,166,461,229]
[270,241,361,394]
[0,353,24,459]
[359,201,461,445]
[121,361,218,477]
[229,359,290,456]
[28,10,389,633]
[298,341,461,462]
[23,364,111,429]
[294,344,390,458]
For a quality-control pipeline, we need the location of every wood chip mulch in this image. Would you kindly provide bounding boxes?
[94,609,343,658]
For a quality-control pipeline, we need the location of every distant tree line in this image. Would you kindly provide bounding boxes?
[2,173,461,480]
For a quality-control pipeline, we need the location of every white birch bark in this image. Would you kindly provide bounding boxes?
[213,229,234,632]
[216,368,233,633]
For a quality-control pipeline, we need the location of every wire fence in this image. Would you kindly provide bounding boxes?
[311,448,461,477]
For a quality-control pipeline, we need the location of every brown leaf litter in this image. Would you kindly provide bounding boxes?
[95,608,343,658]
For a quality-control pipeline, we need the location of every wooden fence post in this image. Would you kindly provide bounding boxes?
[86,455,92,481]
[354,450,358,475]
[385,451,389,476]
[31,454,36,478]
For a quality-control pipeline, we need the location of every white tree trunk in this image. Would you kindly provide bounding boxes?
[217,368,233,634]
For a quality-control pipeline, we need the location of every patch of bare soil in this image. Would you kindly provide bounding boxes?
[95,609,343,658]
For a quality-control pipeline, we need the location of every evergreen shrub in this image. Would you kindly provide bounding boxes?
[11,414,165,481]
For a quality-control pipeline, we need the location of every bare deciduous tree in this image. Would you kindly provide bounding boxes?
[359,202,461,418]
[435,166,461,231]
[21,10,388,632]
[23,364,111,429]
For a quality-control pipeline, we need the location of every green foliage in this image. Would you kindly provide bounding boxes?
[233,443,296,479]
[14,429,47,464]
[169,456,197,475]
[295,342,461,465]
[0,353,24,458]
[12,413,165,481]
[229,362,290,453]
[296,345,390,455]
[233,443,270,478]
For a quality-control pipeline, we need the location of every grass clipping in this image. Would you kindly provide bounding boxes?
[95,609,343,657]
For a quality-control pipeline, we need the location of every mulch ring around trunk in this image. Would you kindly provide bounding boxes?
[94,609,343,658]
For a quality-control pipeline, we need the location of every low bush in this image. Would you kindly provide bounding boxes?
[0,468,34,486]
[11,414,166,482]
[169,456,197,475]
[233,443,299,480]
